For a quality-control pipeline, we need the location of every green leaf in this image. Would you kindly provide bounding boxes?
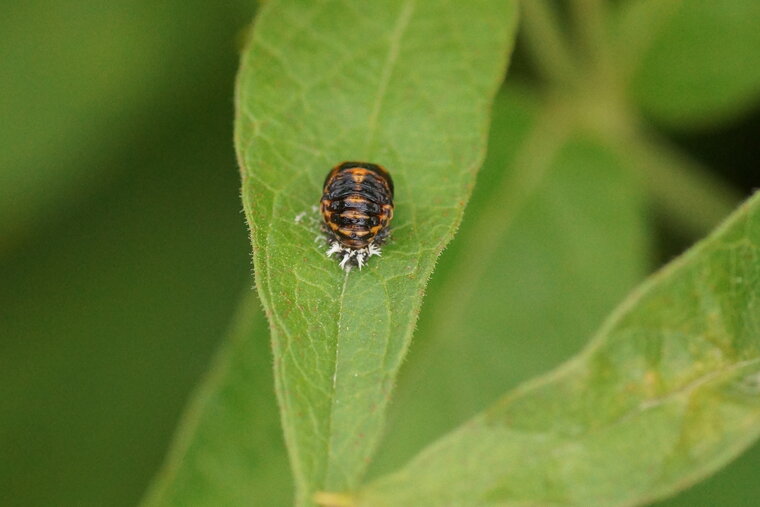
[358,192,760,506]
[370,85,651,476]
[141,291,290,507]
[0,116,253,505]
[619,0,760,128]
[235,0,518,502]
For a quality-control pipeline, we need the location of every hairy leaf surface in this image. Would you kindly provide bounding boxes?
[235,0,518,501]
[359,193,760,506]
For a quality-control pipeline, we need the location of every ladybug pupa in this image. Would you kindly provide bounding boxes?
[320,161,394,271]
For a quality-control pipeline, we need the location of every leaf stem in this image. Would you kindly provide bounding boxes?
[422,100,571,345]
[551,86,742,239]
[613,126,742,237]
[519,0,578,84]
[569,0,609,72]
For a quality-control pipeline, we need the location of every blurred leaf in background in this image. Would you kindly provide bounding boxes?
[142,292,290,507]
[621,0,760,128]
[0,1,258,506]
[0,0,253,250]
[0,114,252,506]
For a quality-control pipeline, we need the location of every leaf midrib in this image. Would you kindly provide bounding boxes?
[364,0,416,152]
[324,272,350,489]
[322,0,416,492]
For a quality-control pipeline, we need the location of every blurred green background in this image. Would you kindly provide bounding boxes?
[0,2,256,505]
[1,2,758,506]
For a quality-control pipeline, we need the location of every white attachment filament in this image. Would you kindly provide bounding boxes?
[326,241,383,272]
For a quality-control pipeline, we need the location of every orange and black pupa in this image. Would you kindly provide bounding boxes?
[320,161,394,270]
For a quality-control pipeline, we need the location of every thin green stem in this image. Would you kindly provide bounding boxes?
[614,0,682,85]
[569,0,609,70]
[422,100,572,346]
[519,0,578,84]
[613,127,742,237]
[550,72,742,240]
[544,81,741,241]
